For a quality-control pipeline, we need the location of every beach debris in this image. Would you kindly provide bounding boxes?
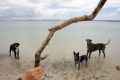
[34,0,107,67]
[116,66,120,71]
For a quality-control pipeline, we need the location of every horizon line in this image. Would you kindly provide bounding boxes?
[0,19,120,22]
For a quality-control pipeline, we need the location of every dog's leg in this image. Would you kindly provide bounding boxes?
[14,50,17,59]
[86,58,88,67]
[102,50,105,58]
[86,61,87,67]
[87,50,89,58]
[17,49,19,59]
[78,63,80,70]
[17,53,19,59]
[75,62,76,67]
[89,52,91,58]
[99,50,101,55]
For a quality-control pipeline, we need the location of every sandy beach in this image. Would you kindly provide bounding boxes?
[41,57,120,80]
[0,52,120,80]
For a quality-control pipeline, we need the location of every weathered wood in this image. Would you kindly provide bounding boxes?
[34,0,107,67]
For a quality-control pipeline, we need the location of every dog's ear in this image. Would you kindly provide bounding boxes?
[73,51,76,55]
[16,43,20,46]
[86,39,89,42]
[77,52,79,56]
[18,43,20,45]
[90,39,92,42]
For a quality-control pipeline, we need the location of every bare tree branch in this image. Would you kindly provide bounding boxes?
[34,0,107,67]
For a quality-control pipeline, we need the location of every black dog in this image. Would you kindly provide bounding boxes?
[86,39,110,58]
[73,51,88,70]
[9,43,20,59]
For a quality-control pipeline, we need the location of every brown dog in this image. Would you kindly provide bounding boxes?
[86,39,110,58]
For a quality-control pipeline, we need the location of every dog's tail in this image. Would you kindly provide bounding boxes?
[104,39,110,45]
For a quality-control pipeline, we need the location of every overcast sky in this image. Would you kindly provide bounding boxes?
[0,0,120,20]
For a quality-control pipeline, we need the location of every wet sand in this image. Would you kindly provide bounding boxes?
[0,53,120,80]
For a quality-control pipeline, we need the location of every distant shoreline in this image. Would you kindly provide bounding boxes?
[93,20,120,22]
[0,20,120,22]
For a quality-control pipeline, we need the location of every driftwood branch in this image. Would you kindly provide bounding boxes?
[34,0,107,67]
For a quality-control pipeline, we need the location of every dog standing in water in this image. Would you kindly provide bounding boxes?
[86,39,110,58]
[9,43,20,59]
[73,51,88,70]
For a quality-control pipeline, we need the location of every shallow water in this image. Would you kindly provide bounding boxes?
[0,21,120,80]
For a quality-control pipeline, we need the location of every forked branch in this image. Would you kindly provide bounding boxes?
[34,0,107,67]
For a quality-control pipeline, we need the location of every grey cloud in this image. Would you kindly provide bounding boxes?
[28,0,40,3]
[0,0,120,20]
[0,4,41,20]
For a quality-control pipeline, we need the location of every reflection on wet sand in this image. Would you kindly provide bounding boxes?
[10,57,21,71]
[40,56,107,80]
